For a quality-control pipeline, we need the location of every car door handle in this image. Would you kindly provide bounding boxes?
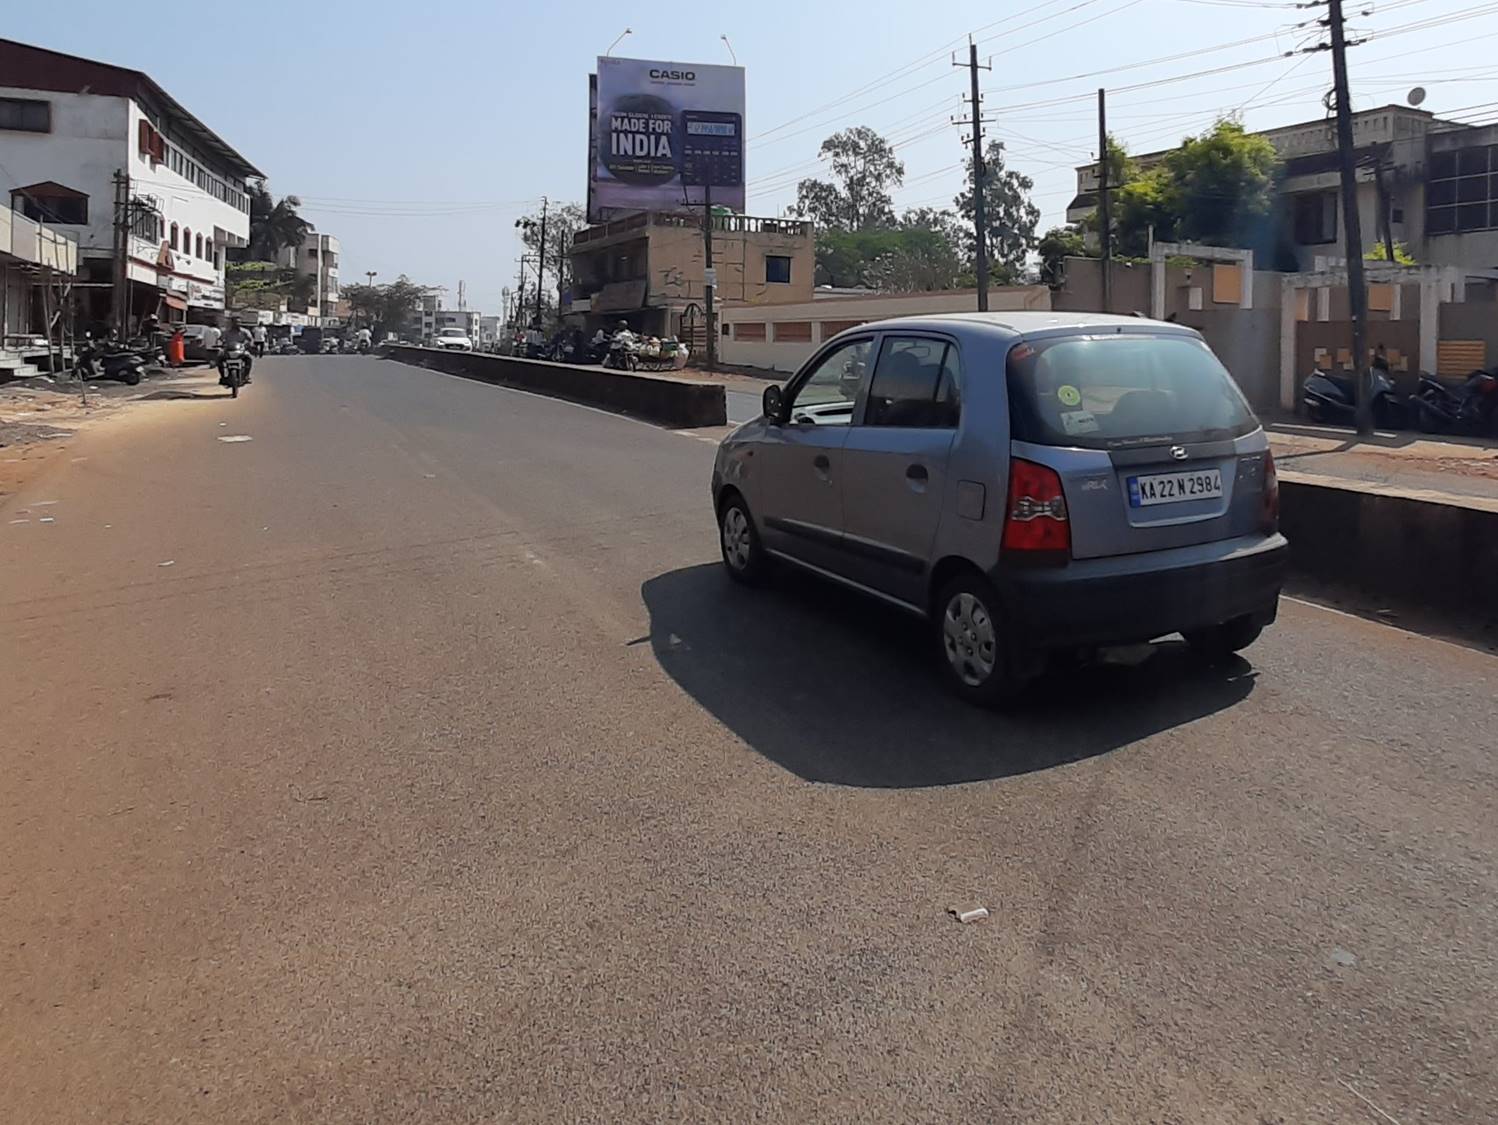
[906,464,928,481]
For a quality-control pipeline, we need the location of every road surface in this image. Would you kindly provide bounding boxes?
[4,355,1495,1123]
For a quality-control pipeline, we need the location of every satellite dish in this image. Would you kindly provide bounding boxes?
[1408,86,1427,107]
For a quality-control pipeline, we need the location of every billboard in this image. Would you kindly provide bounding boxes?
[590,56,745,221]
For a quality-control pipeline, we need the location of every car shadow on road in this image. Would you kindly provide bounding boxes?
[641,564,1257,788]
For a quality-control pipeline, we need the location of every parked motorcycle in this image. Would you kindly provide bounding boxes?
[74,334,145,385]
[220,343,249,398]
[1411,368,1498,437]
[1302,367,1406,428]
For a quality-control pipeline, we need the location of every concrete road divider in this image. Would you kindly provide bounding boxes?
[383,346,726,429]
[1279,470,1498,623]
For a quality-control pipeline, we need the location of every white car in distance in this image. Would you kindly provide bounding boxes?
[433,327,474,351]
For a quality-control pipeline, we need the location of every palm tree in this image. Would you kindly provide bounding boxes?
[247,181,310,261]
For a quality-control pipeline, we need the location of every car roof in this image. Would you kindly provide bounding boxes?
[836,310,1200,340]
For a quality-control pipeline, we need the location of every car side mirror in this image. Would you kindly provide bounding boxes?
[762,384,784,423]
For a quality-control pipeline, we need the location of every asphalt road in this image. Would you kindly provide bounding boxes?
[4,355,1496,1124]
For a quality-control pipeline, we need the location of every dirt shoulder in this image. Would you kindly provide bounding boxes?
[0,366,222,503]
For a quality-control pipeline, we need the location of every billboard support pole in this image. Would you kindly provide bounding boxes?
[704,183,717,371]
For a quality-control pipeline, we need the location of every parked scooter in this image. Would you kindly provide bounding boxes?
[1302,366,1406,428]
[1411,368,1498,437]
[74,332,146,385]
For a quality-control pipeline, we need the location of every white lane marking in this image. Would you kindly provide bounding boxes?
[1283,595,1492,658]
[33,500,59,506]
[158,560,175,567]
[38,517,55,523]
[217,435,253,443]
[9,518,30,524]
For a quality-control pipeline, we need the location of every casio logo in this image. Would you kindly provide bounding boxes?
[651,69,695,80]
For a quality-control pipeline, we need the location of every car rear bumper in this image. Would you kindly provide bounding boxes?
[994,532,1288,649]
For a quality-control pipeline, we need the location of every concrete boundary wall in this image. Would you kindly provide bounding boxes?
[1280,470,1498,623]
[384,347,726,429]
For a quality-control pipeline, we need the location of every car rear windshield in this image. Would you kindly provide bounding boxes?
[1006,333,1257,449]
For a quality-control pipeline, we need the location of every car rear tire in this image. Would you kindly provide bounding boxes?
[935,573,1026,707]
[1183,615,1263,661]
[719,493,768,586]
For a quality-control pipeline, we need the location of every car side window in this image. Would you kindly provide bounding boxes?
[787,338,873,427]
[864,336,961,429]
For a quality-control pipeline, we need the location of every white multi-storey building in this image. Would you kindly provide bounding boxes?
[0,37,261,329]
[280,230,340,324]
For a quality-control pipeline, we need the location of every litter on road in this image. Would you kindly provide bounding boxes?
[217,435,253,443]
[950,907,990,924]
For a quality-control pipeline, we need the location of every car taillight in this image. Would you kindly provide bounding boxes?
[1261,450,1280,532]
[1002,458,1070,557]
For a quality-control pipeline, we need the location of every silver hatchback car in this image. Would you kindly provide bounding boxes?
[711,312,1288,704]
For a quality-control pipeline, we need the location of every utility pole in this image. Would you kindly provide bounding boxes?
[954,43,992,311]
[514,256,528,328]
[704,182,717,369]
[111,169,129,333]
[533,196,549,325]
[1097,88,1113,313]
[1327,0,1372,434]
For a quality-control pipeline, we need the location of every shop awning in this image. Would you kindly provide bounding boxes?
[162,293,187,311]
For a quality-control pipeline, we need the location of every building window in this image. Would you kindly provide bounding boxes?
[1293,192,1338,245]
[170,223,180,251]
[11,187,88,225]
[1427,144,1498,235]
[772,321,812,343]
[735,322,766,341]
[0,97,51,133]
[195,234,204,258]
[182,228,192,256]
[765,255,792,284]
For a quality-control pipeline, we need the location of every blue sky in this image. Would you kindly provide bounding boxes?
[8,0,1496,313]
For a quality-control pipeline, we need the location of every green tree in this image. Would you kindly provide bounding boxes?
[954,140,1040,283]
[795,126,905,231]
[516,201,587,302]
[246,181,311,261]
[340,275,434,337]
[1112,120,1280,256]
[1036,225,1089,287]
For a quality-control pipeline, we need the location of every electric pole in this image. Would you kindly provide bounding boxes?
[1327,0,1372,434]
[954,43,992,311]
[704,182,717,369]
[1098,88,1113,313]
[111,169,129,333]
[533,197,549,326]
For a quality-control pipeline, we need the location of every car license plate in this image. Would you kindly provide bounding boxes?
[1128,468,1223,507]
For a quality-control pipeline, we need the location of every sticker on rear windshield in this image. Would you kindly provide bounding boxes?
[1060,409,1098,435]
[1057,384,1082,407]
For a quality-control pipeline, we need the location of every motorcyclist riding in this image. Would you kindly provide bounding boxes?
[355,325,373,353]
[218,316,254,385]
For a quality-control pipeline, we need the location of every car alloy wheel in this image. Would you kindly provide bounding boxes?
[721,505,752,571]
[942,591,998,687]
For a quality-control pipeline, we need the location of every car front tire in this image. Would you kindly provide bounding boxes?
[719,492,768,585]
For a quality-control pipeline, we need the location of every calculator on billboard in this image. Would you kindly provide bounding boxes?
[681,110,743,188]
